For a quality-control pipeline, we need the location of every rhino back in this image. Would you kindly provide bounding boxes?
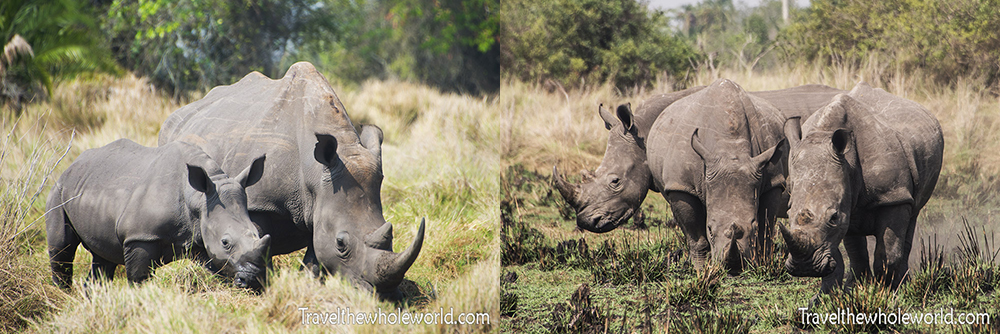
[632,86,706,139]
[57,139,195,264]
[647,80,786,197]
[751,84,845,120]
[846,84,944,208]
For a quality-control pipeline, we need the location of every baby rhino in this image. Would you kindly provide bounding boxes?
[47,139,271,290]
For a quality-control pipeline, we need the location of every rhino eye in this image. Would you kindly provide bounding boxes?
[609,176,622,189]
[336,231,350,253]
[221,236,232,250]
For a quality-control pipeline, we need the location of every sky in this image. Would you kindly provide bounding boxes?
[646,0,811,11]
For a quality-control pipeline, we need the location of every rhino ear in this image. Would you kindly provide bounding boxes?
[360,125,383,159]
[784,117,802,147]
[752,139,785,171]
[187,164,214,194]
[236,154,266,188]
[314,133,339,167]
[616,103,634,133]
[691,128,710,161]
[832,129,852,155]
[599,104,616,130]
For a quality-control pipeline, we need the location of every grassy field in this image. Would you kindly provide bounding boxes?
[500,63,1000,333]
[0,74,499,333]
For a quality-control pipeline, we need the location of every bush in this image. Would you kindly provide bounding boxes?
[781,0,1000,89]
[499,0,700,91]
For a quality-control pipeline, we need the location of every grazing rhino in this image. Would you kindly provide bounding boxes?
[554,80,845,274]
[158,62,423,297]
[779,82,943,293]
[47,139,270,290]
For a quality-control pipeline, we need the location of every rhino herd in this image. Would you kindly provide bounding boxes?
[46,62,423,298]
[44,62,942,302]
[554,79,943,296]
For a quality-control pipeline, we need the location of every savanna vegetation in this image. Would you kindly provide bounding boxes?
[1,0,498,333]
[500,0,1000,332]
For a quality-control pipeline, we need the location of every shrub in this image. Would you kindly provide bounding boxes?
[499,0,700,91]
[781,0,1000,90]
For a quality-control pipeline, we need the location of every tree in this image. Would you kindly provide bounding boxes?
[1,0,119,114]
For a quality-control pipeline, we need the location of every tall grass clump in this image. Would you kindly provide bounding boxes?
[589,228,690,285]
[668,308,750,334]
[0,121,70,332]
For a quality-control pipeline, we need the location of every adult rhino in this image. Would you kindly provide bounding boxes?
[779,82,943,293]
[554,80,844,274]
[158,62,424,297]
[47,139,270,290]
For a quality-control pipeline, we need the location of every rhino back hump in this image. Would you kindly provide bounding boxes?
[157,62,365,230]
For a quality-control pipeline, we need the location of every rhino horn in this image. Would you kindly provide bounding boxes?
[256,234,271,251]
[778,223,810,258]
[365,222,394,250]
[552,165,580,208]
[373,218,425,290]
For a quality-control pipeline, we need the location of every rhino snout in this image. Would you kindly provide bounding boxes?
[234,262,264,289]
[784,250,836,278]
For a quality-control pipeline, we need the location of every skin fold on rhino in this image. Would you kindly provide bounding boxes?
[553,80,845,274]
[779,82,943,294]
[47,139,270,290]
[157,62,423,298]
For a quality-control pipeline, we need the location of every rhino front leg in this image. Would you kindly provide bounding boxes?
[124,241,164,284]
[873,205,914,290]
[758,187,787,261]
[843,235,871,287]
[820,247,845,294]
[666,191,709,271]
[89,254,117,282]
[301,244,324,278]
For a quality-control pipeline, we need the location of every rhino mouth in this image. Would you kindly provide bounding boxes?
[785,251,836,278]
[234,262,265,289]
[579,207,634,233]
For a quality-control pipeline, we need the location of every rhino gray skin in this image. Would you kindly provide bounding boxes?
[47,139,270,290]
[779,82,943,293]
[554,80,845,274]
[158,62,424,297]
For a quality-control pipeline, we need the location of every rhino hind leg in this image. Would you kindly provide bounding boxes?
[666,192,709,271]
[89,255,117,282]
[872,204,914,290]
[47,209,80,290]
[123,241,164,284]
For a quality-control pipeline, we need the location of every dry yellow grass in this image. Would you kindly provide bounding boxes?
[1,72,498,333]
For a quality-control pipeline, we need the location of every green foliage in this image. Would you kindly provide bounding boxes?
[101,0,337,96]
[292,0,498,94]
[781,0,1000,88]
[0,0,119,114]
[499,0,699,91]
[674,0,794,72]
